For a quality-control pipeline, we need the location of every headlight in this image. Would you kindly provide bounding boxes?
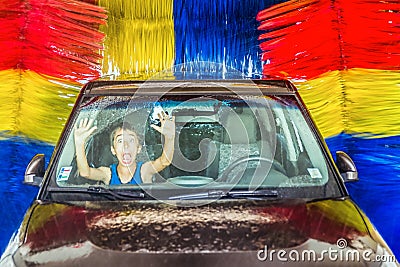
[0,254,17,267]
[374,243,399,267]
[0,231,19,267]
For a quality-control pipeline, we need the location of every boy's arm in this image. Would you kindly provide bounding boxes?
[142,113,175,182]
[74,118,110,183]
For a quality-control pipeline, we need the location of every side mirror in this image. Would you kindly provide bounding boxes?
[24,154,45,186]
[336,151,358,182]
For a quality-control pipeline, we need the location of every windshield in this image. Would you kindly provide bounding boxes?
[53,93,341,200]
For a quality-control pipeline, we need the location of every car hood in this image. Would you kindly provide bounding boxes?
[12,198,397,266]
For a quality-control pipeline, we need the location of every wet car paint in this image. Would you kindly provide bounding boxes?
[10,198,397,266]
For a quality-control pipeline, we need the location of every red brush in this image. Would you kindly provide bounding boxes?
[0,0,107,82]
[257,0,400,79]
[0,1,24,70]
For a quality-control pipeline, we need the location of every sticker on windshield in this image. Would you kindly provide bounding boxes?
[57,166,72,181]
[307,168,322,179]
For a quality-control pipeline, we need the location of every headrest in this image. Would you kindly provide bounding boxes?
[221,109,259,144]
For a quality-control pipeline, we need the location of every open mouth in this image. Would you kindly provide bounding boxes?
[121,153,132,165]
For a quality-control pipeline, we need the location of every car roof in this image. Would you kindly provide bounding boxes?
[83,79,296,96]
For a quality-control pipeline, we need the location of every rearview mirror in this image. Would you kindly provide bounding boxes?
[24,154,45,186]
[336,151,358,182]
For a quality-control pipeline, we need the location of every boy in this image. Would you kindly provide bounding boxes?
[73,112,175,184]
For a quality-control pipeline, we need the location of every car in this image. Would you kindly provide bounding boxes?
[1,79,398,266]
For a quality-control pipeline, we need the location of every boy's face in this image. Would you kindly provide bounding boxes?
[111,128,141,167]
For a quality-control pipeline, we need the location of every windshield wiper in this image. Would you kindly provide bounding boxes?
[168,189,279,200]
[87,186,145,200]
[47,186,146,200]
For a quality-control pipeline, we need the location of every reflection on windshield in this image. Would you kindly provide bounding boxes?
[56,95,332,193]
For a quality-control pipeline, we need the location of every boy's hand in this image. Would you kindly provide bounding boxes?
[74,118,97,146]
[151,111,175,139]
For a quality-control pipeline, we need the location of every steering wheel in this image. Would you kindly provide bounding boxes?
[219,155,286,183]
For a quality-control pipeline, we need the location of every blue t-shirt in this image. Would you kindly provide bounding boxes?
[109,162,143,185]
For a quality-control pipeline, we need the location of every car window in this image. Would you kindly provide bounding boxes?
[54,93,340,199]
